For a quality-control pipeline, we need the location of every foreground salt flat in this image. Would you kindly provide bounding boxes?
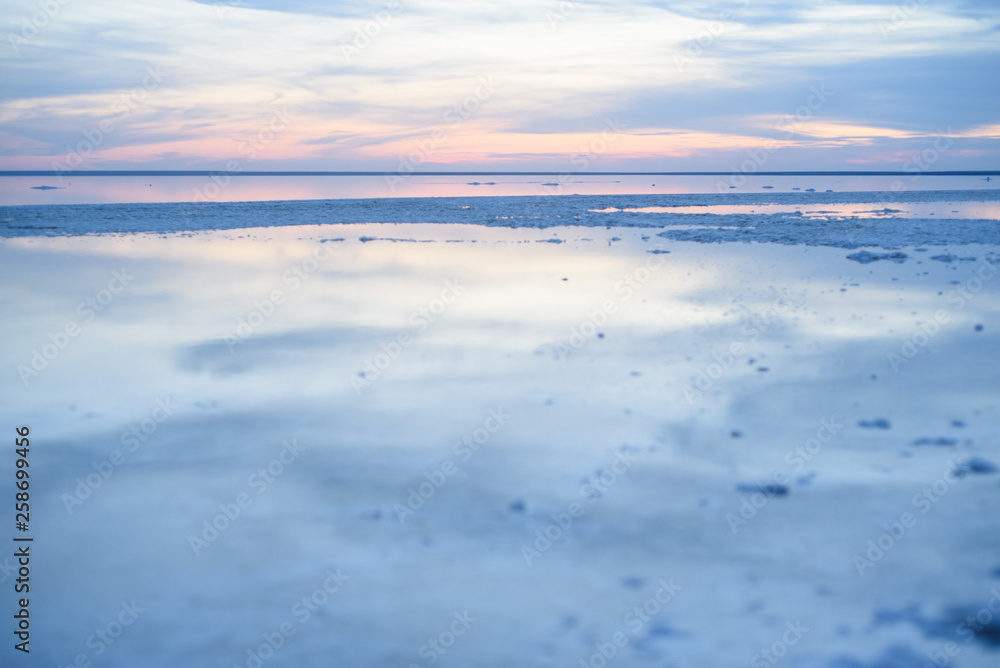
[1,222,998,667]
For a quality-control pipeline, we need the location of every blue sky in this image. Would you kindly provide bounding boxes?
[1,0,998,171]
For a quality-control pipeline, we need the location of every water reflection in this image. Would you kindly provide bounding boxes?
[1,173,996,205]
[1,225,998,667]
[591,201,1000,219]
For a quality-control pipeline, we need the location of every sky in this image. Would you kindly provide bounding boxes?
[0,0,998,172]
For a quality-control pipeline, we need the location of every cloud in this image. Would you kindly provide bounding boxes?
[0,0,997,170]
[189,0,381,18]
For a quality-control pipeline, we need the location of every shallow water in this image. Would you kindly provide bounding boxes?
[591,201,1000,220]
[3,189,1000,241]
[2,222,999,667]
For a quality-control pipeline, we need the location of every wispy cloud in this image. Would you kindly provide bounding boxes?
[0,0,997,170]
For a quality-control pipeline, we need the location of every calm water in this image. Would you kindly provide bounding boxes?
[1,173,997,206]
[3,173,999,667]
[2,224,999,666]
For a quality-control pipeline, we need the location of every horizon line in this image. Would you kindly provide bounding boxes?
[1,170,998,178]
